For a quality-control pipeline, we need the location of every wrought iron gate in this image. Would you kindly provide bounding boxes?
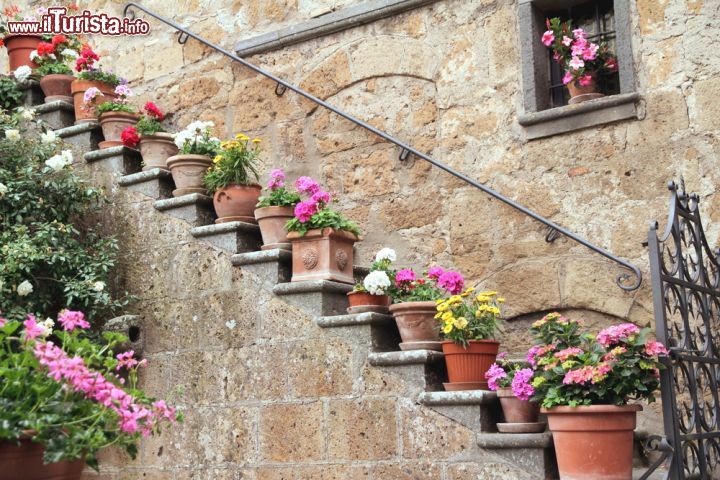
[648,181,720,479]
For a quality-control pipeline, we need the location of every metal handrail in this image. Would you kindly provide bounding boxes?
[123,2,643,291]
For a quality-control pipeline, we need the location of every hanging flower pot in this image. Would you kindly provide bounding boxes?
[98,111,139,149]
[39,74,74,104]
[567,78,604,105]
[4,34,42,70]
[255,205,294,250]
[138,133,178,171]
[0,439,84,480]
[70,79,116,124]
[543,404,641,480]
[287,228,358,284]
[389,301,442,351]
[495,388,544,433]
[347,290,391,314]
[213,183,262,224]
[441,340,499,390]
[166,154,213,197]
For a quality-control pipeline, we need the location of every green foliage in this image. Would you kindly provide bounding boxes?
[34,63,73,76]
[0,77,25,111]
[203,136,261,193]
[256,186,301,208]
[175,121,220,157]
[76,70,121,87]
[285,208,360,237]
[135,116,164,136]
[435,290,504,344]
[96,101,136,115]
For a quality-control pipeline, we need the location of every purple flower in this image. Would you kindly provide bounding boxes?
[428,266,444,279]
[295,176,320,195]
[511,368,535,401]
[294,200,318,223]
[438,271,464,295]
[484,363,507,391]
[395,269,416,286]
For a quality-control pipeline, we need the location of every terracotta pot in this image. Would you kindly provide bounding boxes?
[287,227,358,284]
[4,34,42,70]
[543,404,642,480]
[389,301,441,351]
[567,78,604,104]
[98,111,139,149]
[70,79,117,124]
[497,387,540,423]
[441,340,499,390]
[139,133,178,171]
[213,183,262,224]
[255,205,294,250]
[166,154,212,197]
[347,291,391,308]
[39,74,74,103]
[0,439,84,480]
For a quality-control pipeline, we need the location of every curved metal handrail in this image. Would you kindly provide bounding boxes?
[123,2,643,291]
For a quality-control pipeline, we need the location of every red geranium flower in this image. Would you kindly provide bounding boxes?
[121,126,140,148]
[51,34,67,46]
[0,39,4,48]
[143,101,165,120]
[80,46,99,61]
[37,42,55,56]
[74,57,87,72]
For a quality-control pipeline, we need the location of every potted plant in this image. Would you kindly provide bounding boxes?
[528,312,668,480]
[70,46,120,123]
[0,310,181,479]
[32,34,80,103]
[387,266,463,351]
[254,168,301,250]
[348,247,396,313]
[1,6,42,70]
[87,84,137,149]
[167,121,220,197]
[131,101,177,171]
[435,288,503,390]
[542,18,619,104]
[485,353,543,432]
[203,133,262,224]
[285,176,360,284]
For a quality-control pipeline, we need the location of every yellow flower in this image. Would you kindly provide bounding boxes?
[442,323,453,334]
[532,319,547,328]
[465,287,476,293]
[435,299,444,304]
[434,312,442,319]
[252,138,262,143]
[497,297,506,303]
[441,312,454,322]
[454,317,468,329]
[480,291,498,297]
[487,306,500,315]
[235,133,249,141]
[449,295,462,303]
[213,155,222,164]
[477,304,490,312]
[220,140,230,148]
[476,295,491,303]
[437,303,449,313]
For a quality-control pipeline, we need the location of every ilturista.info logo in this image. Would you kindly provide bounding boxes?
[7,7,150,36]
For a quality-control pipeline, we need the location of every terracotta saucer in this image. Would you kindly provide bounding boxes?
[442,381,488,391]
[346,305,390,315]
[399,341,443,351]
[496,422,547,433]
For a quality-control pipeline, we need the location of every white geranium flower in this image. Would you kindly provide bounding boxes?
[17,280,34,296]
[374,248,397,263]
[40,130,57,144]
[0,182,7,197]
[29,50,39,61]
[13,65,32,82]
[5,129,20,141]
[363,270,391,296]
[93,281,106,292]
[61,49,78,59]
[17,107,36,120]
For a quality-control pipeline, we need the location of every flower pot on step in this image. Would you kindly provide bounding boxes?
[441,340,499,391]
[287,228,358,284]
[39,74,74,103]
[567,78,604,104]
[139,133,178,171]
[389,301,442,351]
[543,404,642,480]
[166,154,212,197]
[495,387,545,433]
[346,291,391,314]
[0,439,84,480]
[213,183,262,224]
[98,111,139,149]
[70,79,117,124]
[254,205,294,250]
[4,34,42,70]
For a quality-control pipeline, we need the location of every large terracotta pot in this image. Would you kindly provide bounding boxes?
[139,133,178,171]
[70,79,116,124]
[347,291,391,314]
[567,78,604,104]
[4,34,42,70]
[166,153,212,197]
[287,227,358,284]
[441,340,499,390]
[213,183,262,224]
[543,404,642,480]
[254,205,294,251]
[389,301,441,351]
[39,74,74,103]
[98,111,139,149]
[0,439,84,480]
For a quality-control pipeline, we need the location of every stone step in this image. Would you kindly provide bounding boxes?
[367,349,447,395]
[477,432,556,479]
[85,146,142,175]
[418,390,500,433]
[368,349,444,366]
[272,279,352,316]
[316,312,400,352]
[118,168,174,199]
[19,80,44,107]
[57,121,103,152]
[190,221,261,254]
[35,100,74,130]
[231,249,292,288]
[154,193,215,227]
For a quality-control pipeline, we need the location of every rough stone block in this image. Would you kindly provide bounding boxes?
[286,337,354,397]
[399,400,474,460]
[190,221,261,254]
[418,390,499,432]
[231,249,292,288]
[226,344,291,402]
[272,280,352,316]
[19,80,43,107]
[259,402,324,462]
[57,121,103,153]
[118,168,174,199]
[35,100,75,130]
[103,315,144,355]
[327,398,398,460]
[316,312,401,352]
[367,350,448,394]
[85,146,142,175]
[476,432,557,479]
[154,193,215,226]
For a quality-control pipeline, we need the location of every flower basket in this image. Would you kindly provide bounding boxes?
[39,74,74,104]
[166,153,213,197]
[255,205,294,251]
[287,227,358,284]
[542,404,641,480]
[4,34,42,70]
[213,183,262,224]
[0,439,84,480]
[441,340,499,390]
[70,79,116,124]
[389,301,442,351]
[98,111,139,149]
[139,133,178,171]
[346,290,391,314]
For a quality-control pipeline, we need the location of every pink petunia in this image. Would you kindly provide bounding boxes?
[562,71,574,85]
[568,56,585,71]
[541,30,555,47]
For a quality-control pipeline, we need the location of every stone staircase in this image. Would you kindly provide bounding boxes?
[21,81,664,480]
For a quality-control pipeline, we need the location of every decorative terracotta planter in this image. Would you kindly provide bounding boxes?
[441,340,499,390]
[496,387,544,433]
[567,78,604,104]
[254,205,294,250]
[389,301,441,351]
[166,153,212,197]
[98,111,139,149]
[287,227,358,284]
[139,133,178,171]
[0,439,84,480]
[70,79,116,124]
[213,183,262,224]
[346,291,391,314]
[4,34,42,70]
[39,74,74,103]
[543,404,642,480]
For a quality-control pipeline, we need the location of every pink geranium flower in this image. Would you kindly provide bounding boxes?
[437,271,465,295]
[58,310,90,331]
[23,315,45,340]
[427,266,444,279]
[295,176,320,195]
[294,200,318,223]
[511,368,535,401]
[267,169,285,189]
[395,268,416,286]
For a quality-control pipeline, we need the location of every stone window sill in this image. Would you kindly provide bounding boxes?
[518,92,641,140]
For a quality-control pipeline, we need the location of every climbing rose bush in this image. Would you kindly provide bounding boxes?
[528,312,667,408]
